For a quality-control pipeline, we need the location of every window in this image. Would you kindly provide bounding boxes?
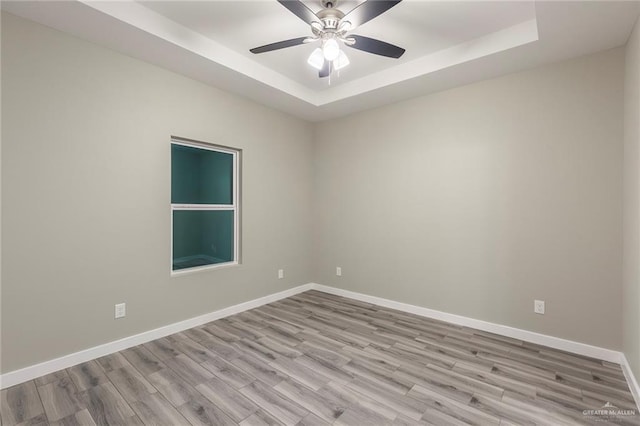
[171,138,240,273]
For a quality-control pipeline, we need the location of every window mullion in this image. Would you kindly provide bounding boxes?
[171,204,235,210]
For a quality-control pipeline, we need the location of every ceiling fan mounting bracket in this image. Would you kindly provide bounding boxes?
[321,0,337,9]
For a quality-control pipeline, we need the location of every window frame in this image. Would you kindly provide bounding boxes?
[170,137,241,276]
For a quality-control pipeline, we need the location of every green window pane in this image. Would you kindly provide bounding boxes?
[171,144,233,204]
[172,210,234,270]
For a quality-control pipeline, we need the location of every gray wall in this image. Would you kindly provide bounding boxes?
[624,16,640,380]
[1,13,313,373]
[312,48,625,350]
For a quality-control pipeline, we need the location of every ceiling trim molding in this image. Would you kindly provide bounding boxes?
[79,0,319,103]
[2,1,637,121]
[316,18,539,104]
[79,0,537,107]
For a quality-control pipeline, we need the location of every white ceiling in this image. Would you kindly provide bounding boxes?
[139,0,537,91]
[2,1,639,121]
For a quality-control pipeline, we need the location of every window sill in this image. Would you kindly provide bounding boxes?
[171,261,239,277]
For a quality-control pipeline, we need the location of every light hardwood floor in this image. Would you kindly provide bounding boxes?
[1,290,639,425]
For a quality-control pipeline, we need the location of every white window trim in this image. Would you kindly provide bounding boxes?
[170,138,240,276]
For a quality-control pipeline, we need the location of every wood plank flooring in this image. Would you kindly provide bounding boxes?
[2,290,639,425]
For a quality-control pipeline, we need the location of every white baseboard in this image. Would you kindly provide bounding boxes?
[2,280,639,412]
[620,354,640,410]
[0,283,314,389]
[311,284,623,363]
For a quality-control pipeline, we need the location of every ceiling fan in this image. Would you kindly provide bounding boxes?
[250,0,405,78]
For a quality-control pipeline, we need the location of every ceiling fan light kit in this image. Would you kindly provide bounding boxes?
[322,38,340,61]
[307,47,325,70]
[334,50,350,70]
[250,0,406,79]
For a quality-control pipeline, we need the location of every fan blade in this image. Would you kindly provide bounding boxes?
[346,35,405,58]
[250,37,308,54]
[277,0,319,25]
[319,60,330,78]
[341,0,402,30]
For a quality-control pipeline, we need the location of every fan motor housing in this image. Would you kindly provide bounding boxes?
[317,8,344,30]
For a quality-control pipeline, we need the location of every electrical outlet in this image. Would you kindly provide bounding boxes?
[336,267,342,276]
[278,269,284,279]
[115,303,126,319]
[534,300,545,315]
